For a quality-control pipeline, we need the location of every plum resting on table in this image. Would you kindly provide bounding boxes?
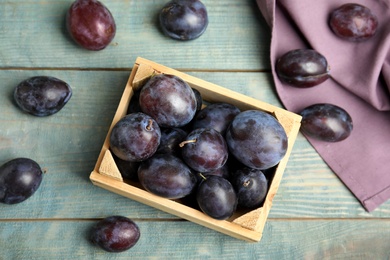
[14,76,72,117]
[159,0,209,41]
[66,0,116,50]
[90,216,140,253]
[0,158,43,204]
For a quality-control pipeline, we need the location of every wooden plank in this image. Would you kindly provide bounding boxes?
[0,0,270,70]
[0,70,389,221]
[0,219,389,259]
[3,0,389,258]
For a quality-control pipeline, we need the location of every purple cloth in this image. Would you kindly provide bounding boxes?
[257,0,390,212]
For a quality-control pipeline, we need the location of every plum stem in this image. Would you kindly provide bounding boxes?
[146,119,154,131]
[198,173,207,181]
[179,139,197,147]
[243,180,251,187]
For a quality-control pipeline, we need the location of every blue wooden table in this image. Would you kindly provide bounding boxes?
[1,1,389,259]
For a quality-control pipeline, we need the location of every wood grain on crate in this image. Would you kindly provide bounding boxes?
[98,150,123,181]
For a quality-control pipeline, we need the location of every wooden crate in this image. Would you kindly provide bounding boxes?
[90,57,302,242]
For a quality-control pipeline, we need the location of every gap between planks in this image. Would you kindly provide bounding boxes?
[0,218,389,222]
[0,67,271,73]
[0,218,185,223]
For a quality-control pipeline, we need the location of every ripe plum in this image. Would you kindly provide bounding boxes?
[192,103,241,135]
[329,3,378,42]
[66,0,116,50]
[226,110,288,170]
[110,113,161,162]
[138,153,197,199]
[14,76,72,117]
[276,49,330,88]
[0,158,43,204]
[139,74,197,127]
[90,216,140,253]
[196,175,237,220]
[300,103,353,142]
[180,128,228,173]
[231,167,268,209]
[159,0,208,40]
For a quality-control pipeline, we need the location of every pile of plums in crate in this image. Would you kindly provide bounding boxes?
[109,73,288,221]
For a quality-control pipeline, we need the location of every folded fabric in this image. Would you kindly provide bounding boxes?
[257,0,390,212]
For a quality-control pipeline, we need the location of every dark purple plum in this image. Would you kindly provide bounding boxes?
[90,216,140,253]
[300,103,353,142]
[192,103,240,135]
[196,175,237,220]
[110,113,161,162]
[180,128,228,173]
[14,76,72,117]
[138,154,197,199]
[231,167,268,209]
[0,158,43,204]
[66,0,116,50]
[329,3,378,42]
[139,74,197,127]
[159,0,208,41]
[276,49,330,88]
[156,127,187,155]
[226,110,288,170]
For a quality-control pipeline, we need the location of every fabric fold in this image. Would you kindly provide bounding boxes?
[257,0,390,212]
